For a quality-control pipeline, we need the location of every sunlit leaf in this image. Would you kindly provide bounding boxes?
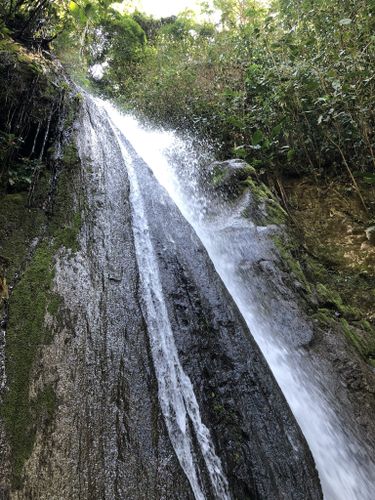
[69,1,79,12]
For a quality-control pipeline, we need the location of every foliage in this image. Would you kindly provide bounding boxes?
[0,0,68,44]
[0,0,115,47]
[0,42,54,193]
[51,0,373,187]
[2,0,374,184]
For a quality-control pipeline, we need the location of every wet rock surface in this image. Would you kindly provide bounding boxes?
[199,161,313,349]
[121,137,322,498]
[3,99,193,499]
[2,98,323,499]
[194,160,375,497]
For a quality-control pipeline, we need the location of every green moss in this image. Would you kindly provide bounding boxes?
[316,283,342,308]
[0,38,20,54]
[242,177,272,199]
[316,283,361,320]
[1,132,80,489]
[1,186,81,488]
[361,320,375,335]
[304,259,374,359]
[313,306,375,365]
[264,199,288,225]
[273,235,311,292]
[211,163,256,193]
[0,170,82,487]
[243,177,287,225]
[46,295,60,316]
[272,232,374,362]
[211,165,228,187]
[312,308,336,325]
[54,212,82,253]
[0,39,83,490]
[340,319,365,355]
[33,384,57,423]
[0,193,46,278]
[304,257,328,283]
[1,243,59,488]
[302,249,375,361]
[48,143,82,252]
[213,402,226,414]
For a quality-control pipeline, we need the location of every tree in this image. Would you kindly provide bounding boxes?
[213,0,264,28]
[0,0,70,43]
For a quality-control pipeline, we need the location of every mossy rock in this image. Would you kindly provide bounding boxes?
[206,159,287,226]
[0,183,82,488]
[272,229,375,365]
[0,34,81,195]
[0,193,47,278]
[242,177,287,225]
[316,284,362,321]
[340,319,375,363]
[273,235,312,293]
[1,242,59,487]
[0,43,82,488]
[208,159,256,197]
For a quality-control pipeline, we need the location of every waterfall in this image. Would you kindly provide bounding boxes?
[81,95,322,500]
[2,91,325,498]
[96,98,375,500]
[105,114,230,500]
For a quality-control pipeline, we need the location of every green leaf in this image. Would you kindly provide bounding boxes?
[252,130,263,146]
[271,123,283,138]
[287,149,295,161]
[233,145,247,159]
[69,1,78,12]
[84,3,95,19]
[363,174,375,185]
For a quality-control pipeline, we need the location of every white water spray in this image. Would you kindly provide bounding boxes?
[96,100,375,500]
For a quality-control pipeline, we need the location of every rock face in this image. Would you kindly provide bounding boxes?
[365,225,375,245]
[191,159,375,499]
[117,131,322,498]
[7,98,192,500]
[205,160,256,198]
[0,95,323,499]
[199,160,313,348]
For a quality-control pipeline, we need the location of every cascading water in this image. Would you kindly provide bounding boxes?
[98,99,375,500]
[87,96,322,500]
[106,119,230,500]
[1,91,324,498]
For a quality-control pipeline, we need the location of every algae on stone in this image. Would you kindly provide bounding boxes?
[0,41,83,489]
